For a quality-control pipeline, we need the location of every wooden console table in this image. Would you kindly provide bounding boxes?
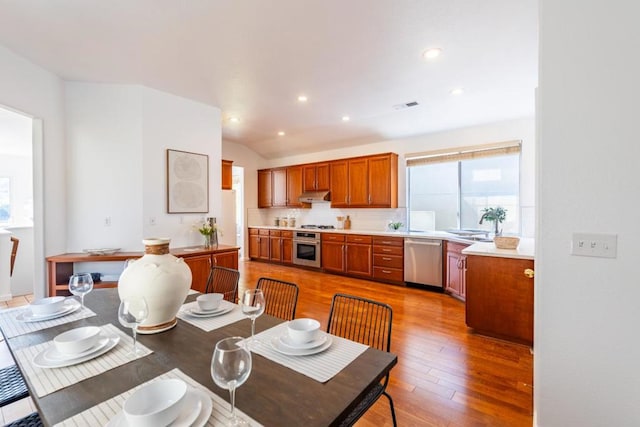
[47,245,240,296]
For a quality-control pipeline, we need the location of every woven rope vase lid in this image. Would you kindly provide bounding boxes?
[143,238,171,255]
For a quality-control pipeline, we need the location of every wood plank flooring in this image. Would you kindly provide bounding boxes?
[1,260,533,426]
[238,260,533,427]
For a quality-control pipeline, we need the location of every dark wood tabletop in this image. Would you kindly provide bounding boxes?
[4,289,397,427]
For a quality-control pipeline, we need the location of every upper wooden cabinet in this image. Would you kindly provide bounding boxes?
[330,153,398,208]
[302,162,330,192]
[222,159,233,190]
[258,166,306,208]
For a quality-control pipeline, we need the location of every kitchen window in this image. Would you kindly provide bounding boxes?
[0,177,10,223]
[406,141,521,234]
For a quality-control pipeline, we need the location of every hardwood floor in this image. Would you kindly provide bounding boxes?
[238,260,533,427]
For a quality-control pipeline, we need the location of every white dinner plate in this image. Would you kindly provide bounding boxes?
[271,335,333,356]
[279,331,328,350]
[106,386,212,427]
[33,335,120,368]
[43,335,111,362]
[16,299,81,323]
[185,301,234,318]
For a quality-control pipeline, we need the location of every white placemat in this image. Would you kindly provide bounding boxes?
[54,368,263,427]
[249,322,369,383]
[0,300,96,338]
[14,323,153,397]
[176,300,246,332]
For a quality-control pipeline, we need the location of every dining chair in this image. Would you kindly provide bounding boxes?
[326,293,397,427]
[0,364,43,427]
[10,236,19,276]
[205,266,240,303]
[255,277,299,321]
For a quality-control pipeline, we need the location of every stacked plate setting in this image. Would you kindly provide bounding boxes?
[184,299,234,318]
[17,297,81,322]
[271,318,333,356]
[32,326,120,368]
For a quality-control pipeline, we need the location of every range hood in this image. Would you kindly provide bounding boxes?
[298,191,331,203]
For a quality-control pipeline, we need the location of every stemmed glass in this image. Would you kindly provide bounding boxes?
[240,289,265,348]
[211,337,252,426]
[117,297,149,357]
[68,273,94,310]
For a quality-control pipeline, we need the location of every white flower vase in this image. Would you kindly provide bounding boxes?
[118,238,192,334]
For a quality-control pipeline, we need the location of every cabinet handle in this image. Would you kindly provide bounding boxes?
[382,257,392,261]
[382,270,391,274]
[382,248,392,252]
[368,194,372,204]
[381,241,391,244]
[524,268,535,278]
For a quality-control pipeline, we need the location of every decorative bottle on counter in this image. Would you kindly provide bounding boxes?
[344,215,351,230]
[118,238,192,334]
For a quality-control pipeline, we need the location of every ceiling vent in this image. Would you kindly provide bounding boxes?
[393,101,419,110]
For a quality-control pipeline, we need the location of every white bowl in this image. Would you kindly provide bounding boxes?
[123,379,188,427]
[197,293,223,311]
[30,296,66,316]
[53,326,102,354]
[287,318,321,345]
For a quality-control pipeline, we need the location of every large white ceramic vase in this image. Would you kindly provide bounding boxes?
[118,238,192,334]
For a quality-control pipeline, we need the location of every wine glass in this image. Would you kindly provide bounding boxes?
[117,297,149,357]
[68,273,94,310]
[240,289,265,348]
[211,337,252,426]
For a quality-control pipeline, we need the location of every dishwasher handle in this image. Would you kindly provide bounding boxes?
[404,240,442,247]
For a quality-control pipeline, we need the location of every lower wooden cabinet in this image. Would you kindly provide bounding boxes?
[281,231,293,264]
[183,249,240,293]
[345,235,373,278]
[321,233,346,273]
[372,236,404,283]
[465,255,534,346]
[445,242,469,300]
[249,228,293,265]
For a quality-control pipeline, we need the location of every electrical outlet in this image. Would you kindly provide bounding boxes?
[571,233,617,258]
[104,216,111,226]
[149,216,156,226]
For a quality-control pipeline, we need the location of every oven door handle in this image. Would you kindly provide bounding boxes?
[294,240,320,245]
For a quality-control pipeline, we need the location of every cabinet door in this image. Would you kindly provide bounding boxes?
[330,160,349,208]
[222,160,233,190]
[345,243,372,277]
[183,254,211,293]
[249,234,260,259]
[272,168,287,207]
[270,236,282,261]
[446,251,463,296]
[259,235,270,260]
[368,154,396,207]
[348,158,369,206]
[303,165,317,192]
[315,163,330,191]
[213,251,238,269]
[282,238,293,264]
[286,165,304,207]
[258,170,272,208]
[321,241,345,272]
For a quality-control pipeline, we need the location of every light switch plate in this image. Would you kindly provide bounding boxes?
[571,233,617,258]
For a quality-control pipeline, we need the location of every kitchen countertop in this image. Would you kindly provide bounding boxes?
[248,225,535,257]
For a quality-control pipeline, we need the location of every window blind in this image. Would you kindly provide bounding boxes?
[406,140,521,166]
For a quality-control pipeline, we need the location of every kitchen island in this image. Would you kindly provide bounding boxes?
[462,240,535,346]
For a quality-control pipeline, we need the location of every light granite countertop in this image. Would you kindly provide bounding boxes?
[461,238,535,260]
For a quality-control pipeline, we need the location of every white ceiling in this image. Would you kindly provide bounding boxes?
[0,0,538,159]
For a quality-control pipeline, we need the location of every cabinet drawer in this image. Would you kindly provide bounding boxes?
[322,233,345,242]
[373,245,403,256]
[372,236,403,247]
[270,230,282,237]
[259,229,270,236]
[373,267,404,282]
[249,228,259,235]
[281,230,293,238]
[346,235,372,244]
[373,254,403,269]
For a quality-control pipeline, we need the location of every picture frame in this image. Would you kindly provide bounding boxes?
[166,149,209,213]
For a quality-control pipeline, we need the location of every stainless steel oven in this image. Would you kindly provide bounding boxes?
[293,231,321,268]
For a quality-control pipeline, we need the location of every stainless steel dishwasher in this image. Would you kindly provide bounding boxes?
[404,238,443,288]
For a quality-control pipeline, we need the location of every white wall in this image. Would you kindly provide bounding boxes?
[536,1,640,426]
[65,83,223,252]
[0,154,33,226]
[0,45,66,298]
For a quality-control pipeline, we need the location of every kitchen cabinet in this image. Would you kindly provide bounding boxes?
[222,159,233,190]
[248,228,270,260]
[258,170,272,208]
[46,246,239,296]
[446,242,469,300]
[269,230,283,262]
[321,233,346,273]
[372,236,404,284]
[257,166,306,208]
[345,234,373,278]
[281,230,293,264]
[330,153,398,208]
[465,255,534,346]
[272,168,287,207]
[286,165,305,208]
[303,162,330,192]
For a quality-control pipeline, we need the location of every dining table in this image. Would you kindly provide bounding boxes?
[1,288,397,426]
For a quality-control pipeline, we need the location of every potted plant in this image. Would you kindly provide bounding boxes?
[479,207,507,236]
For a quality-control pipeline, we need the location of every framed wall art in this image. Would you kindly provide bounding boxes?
[166,149,209,213]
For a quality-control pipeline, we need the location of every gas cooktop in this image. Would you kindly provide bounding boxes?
[300,225,335,229]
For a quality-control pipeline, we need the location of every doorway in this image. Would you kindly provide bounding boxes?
[232,166,244,258]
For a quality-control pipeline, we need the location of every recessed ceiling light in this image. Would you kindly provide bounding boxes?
[450,88,464,96]
[229,116,240,123]
[297,95,308,103]
[423,48,442,60]
[342,116,350,122]
[278,131,285,136]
